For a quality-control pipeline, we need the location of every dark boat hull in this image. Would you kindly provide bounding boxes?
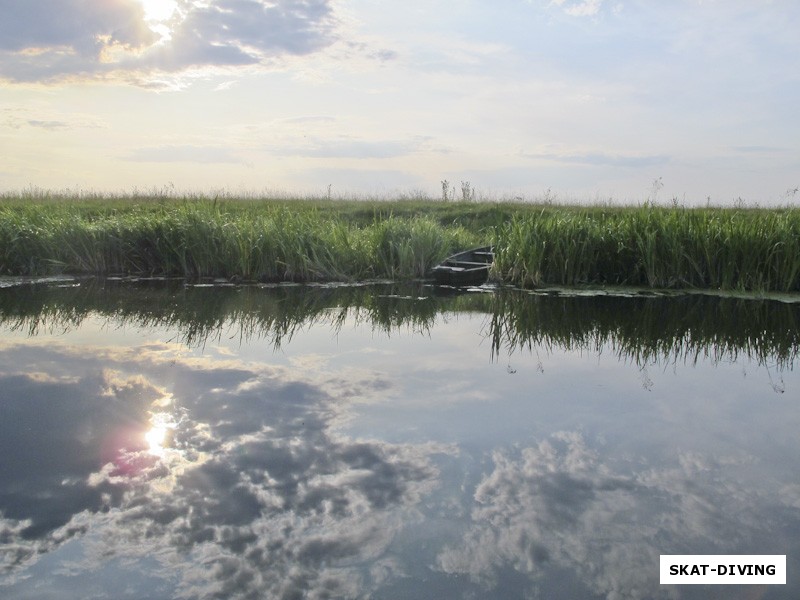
[431,246,494,286]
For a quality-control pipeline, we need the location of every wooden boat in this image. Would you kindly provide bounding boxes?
[431,246,494,286]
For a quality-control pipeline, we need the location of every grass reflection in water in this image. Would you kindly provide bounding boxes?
[1,279,798,371]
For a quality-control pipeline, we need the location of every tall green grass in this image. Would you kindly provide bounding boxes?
[2,198,799,291]
[494,205,800,292]
[0,201,477,281]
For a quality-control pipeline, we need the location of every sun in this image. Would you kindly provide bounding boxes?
[136,0,179,44]
[138,0,178,23]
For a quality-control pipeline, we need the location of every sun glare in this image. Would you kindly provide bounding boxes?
[145,425,168,454]
[139,0,178,22]
[145,413,177,456]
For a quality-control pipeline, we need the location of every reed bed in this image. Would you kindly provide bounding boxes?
[0,201,477,281]
[1,197,799,291]
[494,205,800,292]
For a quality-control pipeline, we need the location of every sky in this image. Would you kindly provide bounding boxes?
[1,0,798,205]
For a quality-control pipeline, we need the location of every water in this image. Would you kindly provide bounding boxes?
[0,279,798,599]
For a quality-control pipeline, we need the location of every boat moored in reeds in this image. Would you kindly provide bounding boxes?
[431,246,494,286]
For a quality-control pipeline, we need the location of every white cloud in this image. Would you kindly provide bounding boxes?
[436,430,795,599]
[551,0,605,17]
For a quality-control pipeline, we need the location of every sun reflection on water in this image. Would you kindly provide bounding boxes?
[145,412,177,457]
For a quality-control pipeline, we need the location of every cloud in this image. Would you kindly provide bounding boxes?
[278,115,337,125]
[0,367,166,572]
[124,145,245,164]
[113,364,436,599]
[2,107,107,131]
[436,431,796,599]
[549,0,606,17]
[276,136,426,160]
[732,145,787,154]
[25,119,70,130]
[296,167,424,191]
[0,0,154,53]
[0,340,438,598]
[523,150,670,168]
[0,0,339,84]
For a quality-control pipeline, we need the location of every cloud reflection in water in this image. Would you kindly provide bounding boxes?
[0,336,442,599]
[0,284,799,599]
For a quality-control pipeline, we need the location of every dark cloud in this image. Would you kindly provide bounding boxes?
[0,0,339,84]
[180,0,336,57]
[0,0,153,52]
[26,119,70,130]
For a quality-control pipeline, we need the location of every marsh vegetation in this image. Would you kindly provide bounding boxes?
[1,193,799,292]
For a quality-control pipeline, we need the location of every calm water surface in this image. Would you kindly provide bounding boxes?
[0,280,798,599]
